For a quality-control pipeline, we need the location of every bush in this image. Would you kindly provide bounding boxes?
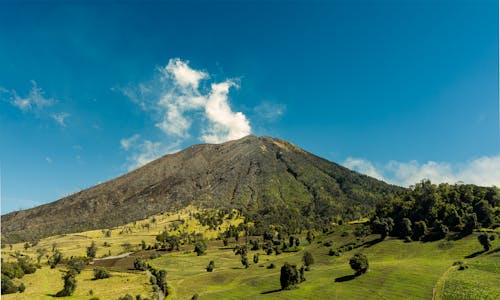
[194,241,207,256]
[253,254,259,264]
[349,253,369,275]
[93,267,111,280]
[328,248,340,256]
[18,282,26,293]
[117,294,134,300]
[134,258,148,271]
[1,274,18,294]
[302,251,314,267]
[267,263,275,269]
[67,257,85,274]
[87,241,98,258]
[206,260,215,272]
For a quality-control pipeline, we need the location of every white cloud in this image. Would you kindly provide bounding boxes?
[3,80,55,111]
[51,112,70,126]
[45,157,53,164]
[164,58,208,89]
[120,134,140,150]
[202,81,251,143]
[119,58,253,170]
[342,155,500,187]
[343,157,385,180]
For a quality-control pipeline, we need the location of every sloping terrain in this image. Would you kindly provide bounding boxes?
[2,135,402,243]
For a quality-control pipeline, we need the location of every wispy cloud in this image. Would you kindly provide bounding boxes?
[254,102,286,122]
[119,58,253,170]
[2,80,54,111]
[51,112,70,127]
[342,155,500,187]
[120,134,140,150]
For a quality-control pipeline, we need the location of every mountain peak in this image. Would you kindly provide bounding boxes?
[1,136,401,243]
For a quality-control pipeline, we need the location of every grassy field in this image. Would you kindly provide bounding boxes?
[2,209,499,300]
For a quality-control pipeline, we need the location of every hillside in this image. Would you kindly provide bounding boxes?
[1,135,402,243]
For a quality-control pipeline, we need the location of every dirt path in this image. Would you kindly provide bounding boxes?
[93,252,133,261]
[432,265,455,300]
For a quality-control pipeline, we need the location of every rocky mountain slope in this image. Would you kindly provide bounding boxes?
[2,135,402,243]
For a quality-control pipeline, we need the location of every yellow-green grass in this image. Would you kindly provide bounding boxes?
[149,232,499,300]
[2,206,244,261]
[2,266,151,299]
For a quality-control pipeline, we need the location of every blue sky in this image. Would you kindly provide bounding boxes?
[1,0,499,213]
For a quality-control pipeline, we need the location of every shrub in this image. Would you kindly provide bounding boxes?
[478,233,492,251]
[18,282,26,293]
[267,263,275,269]
[302,251,314,267]
[117,294,134,300]
[194,241,207,256]
[328,248,340,256]
[349,253,369,275]
[93,267,111,280]
[134,258,148,271]
[206,260,215,272]
[87,241,98,258]
[1,274,18,294]
[253,254,259,264]
[241,255,249,268]
[67,257,85,274]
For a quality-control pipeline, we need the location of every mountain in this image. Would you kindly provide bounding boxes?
[1,135,402,243]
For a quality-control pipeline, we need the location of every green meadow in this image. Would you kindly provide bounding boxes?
[2,209,499,299]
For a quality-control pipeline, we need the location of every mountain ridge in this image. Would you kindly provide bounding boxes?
[1,135,403,243]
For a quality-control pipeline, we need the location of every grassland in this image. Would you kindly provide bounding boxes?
[2,208,499,300]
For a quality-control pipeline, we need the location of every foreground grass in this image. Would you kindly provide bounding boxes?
[2,267,150,300]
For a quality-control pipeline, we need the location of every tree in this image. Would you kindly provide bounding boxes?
[280,263,299,290]
[302,251,314,268]
[194,241,207,256]
[306,231,314,244]
[67,257,85,274]
[372,217,394,240]
[134,258,148,271]
[206,260,215,272]
[253,254,259,264]
[56,269,77,297]
[49,250,63,269]
[349,253,369,275]
[478,233,492,251]
[241,255,249,268]
[86,241,97,258]
[462,213,478,235]
[412,220,428,241]
[93,267,111,280]
[401,218,413,239]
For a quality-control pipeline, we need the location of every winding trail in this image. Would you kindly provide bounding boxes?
[432,266,455,300]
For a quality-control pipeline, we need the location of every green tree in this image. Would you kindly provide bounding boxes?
[1,274,18,294]
[412,220,428,241]
[134,258,148,271]
[194,241,207,256]
[206,260,215,272]
[86,241,98,258]
[372,217,394,240]
[349,253,369,275]
[253,254,259,264]
[241,255,249,268]
[302,251,314,268]
[56,269,77,297]
[401,218,413,239]
[280,263,299,290]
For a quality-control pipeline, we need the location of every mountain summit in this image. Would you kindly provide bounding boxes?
[2,135,401,243]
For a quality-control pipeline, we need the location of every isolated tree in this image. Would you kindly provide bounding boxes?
[206,260,215,272]
[241,255,250,268]
[302,251,314,268]
[280,263,299,290]
[56,269,77,297]
[66,257,85,274]
[194,241,207,256]
[49,250,63,269]
[253,254,259,264]
[349,253,369,275]
[86,241,97,258]
[478,233,492,251]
